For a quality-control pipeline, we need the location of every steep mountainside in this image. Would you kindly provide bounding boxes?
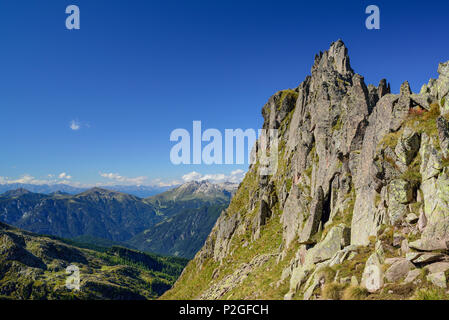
[147,181,236,207]
[0,222,187,300]
[164,40,449,300]
[128,205,225,259]
[129,181,237,258]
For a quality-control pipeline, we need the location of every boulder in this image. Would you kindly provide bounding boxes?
[308,224,350,264]
[405,213,419,224]
[403,269,422,284]
[425,262,449,274]
[409,238,449,251]
[385,257,404,265]
[361,252,384,292]
[427,272,447,289]
[413,253,445,264]
[385,259,415,282]
[406,252,422,261]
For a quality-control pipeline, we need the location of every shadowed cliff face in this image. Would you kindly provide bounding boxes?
[164,41,449,300]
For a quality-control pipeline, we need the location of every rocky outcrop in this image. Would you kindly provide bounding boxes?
[165,40,449,301]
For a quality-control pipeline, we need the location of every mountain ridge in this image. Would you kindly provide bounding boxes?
[0,183,172,198]
[0,182,237,259]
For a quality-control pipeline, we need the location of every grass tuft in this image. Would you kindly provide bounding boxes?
[342,286,369,300]
[322,283,346,300]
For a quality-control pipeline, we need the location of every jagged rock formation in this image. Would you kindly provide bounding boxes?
[163,40,449,300]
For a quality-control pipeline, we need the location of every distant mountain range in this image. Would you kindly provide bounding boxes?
[0,181,238,259]
[0,188,160,242]
[0,183,172,198]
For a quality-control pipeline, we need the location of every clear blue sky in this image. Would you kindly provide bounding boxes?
[0,0,448,186]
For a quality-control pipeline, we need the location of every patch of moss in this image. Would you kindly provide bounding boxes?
[304,166,313,179]
[378,130,402,150]
[276,90,299,112]
[286,178,293,193]
[332,116,343,132]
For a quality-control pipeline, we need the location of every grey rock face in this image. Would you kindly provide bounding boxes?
[299,187,324,243]
[252,198,271,240]
[395,128,421,165]
[351,94,400,245]
[385,259,414,282]
[437,116,449,158]
[281,184,308,248]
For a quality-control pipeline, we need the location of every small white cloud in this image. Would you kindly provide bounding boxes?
[0,174,55,185]
[58,172,72,180]
[70,120,81,131]
[182,171,203,182]
[149,178,182,188]
[181,169,245,184]
[0,174,88,188]
[99,172,147,186]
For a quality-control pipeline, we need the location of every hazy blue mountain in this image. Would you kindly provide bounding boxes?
[0,188,162,242]
[0,184,172,198]
[105,185,173,198]
[128,204,226,259]
[129,181,238,258]
[0,183,86,195]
